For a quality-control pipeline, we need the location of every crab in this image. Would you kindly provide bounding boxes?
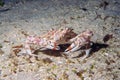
[64,29,93,59]
[24,27,77,55]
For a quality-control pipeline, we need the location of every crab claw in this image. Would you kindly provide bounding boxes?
[64,29,93,59]
[64,42,81,54]
[65,43,75,52]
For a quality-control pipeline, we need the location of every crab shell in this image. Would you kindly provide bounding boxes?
[53,27,77,44]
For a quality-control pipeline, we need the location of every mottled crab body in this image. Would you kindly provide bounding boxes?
[24,27,76,55]
[53,27,77,44]
[64,30,93,59]
[24,27,93,58]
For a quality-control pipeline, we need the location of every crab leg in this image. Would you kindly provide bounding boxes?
[24,43,33,55]
[24,36,40,55]
[39,47,48,50]
[52,42,60,50]
[82,48,91,59]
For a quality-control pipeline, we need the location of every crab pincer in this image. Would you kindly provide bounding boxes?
[64,30,93,59]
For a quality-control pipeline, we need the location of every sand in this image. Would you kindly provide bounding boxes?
[0,0,120,80]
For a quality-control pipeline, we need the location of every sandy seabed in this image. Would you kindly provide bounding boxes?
[0,0,120,80]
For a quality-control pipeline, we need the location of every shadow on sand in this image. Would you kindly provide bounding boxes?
[73,42,109,58]
[34,42,109,58]
[34,44,70,57]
